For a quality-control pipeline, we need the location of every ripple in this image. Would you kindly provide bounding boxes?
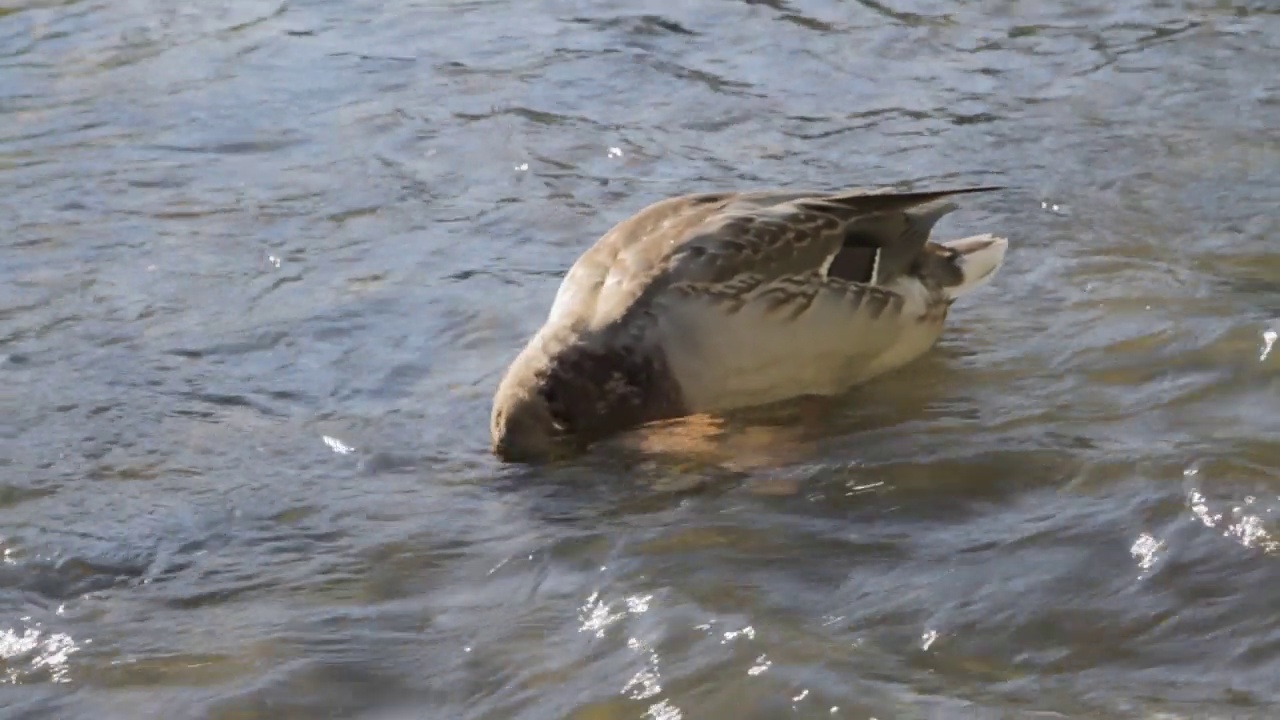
[3,0,1280,716]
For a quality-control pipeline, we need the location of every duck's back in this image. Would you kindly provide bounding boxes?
[542,190,830,337]
[540,192,723,335]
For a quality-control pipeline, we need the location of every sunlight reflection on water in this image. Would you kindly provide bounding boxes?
[1,620,82,685]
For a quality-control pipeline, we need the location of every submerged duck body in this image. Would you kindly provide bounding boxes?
[490,185,1009,462]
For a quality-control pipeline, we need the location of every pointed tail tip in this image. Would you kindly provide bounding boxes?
[928,184,1007,199]
[956,184,1007,192]
[887,184,1008,211]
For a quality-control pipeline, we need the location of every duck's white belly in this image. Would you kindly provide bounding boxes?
[656,281,946,413]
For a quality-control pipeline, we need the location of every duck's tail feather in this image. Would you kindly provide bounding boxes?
[939,234,1009,300]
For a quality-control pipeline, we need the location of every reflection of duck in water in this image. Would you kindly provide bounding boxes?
[491,185,1009,463]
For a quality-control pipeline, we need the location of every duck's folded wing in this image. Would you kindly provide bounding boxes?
[560,185,1000,333]
[656,185,1003,290]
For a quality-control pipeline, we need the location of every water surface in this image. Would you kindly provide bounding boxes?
[2,0,1279,718]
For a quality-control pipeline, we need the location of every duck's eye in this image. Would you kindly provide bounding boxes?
[541,384,568,417]
[540,386,573,434]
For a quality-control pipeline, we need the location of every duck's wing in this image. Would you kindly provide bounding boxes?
[643,185,1003,411]
[544,185,1001,335]
[661,185,1003,287]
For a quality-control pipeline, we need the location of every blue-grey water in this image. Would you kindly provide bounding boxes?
[2,0,1279,718]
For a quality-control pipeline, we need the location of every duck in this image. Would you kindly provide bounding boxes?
[490,184,1009,463]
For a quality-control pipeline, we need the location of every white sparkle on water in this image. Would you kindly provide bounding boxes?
[1130,533,1164,570]
[1,623,83,684]
[578,591,625,638]
[1189,490,1280,553]
[921,629,939,650]
[322,435,355,454]
[645,700,682,720]
[626,594,652,614]
[1261,329,1277,361]
[721,625,755,643]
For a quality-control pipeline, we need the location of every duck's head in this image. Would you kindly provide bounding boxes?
[490,326,683,463]
[490,388,564,463]
[489,336,583,463]
[491,366,565,465]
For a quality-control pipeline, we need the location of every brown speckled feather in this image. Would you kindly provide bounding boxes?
[546,186,1001,335]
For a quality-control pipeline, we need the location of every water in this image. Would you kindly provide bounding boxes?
[2,0,1278,717]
